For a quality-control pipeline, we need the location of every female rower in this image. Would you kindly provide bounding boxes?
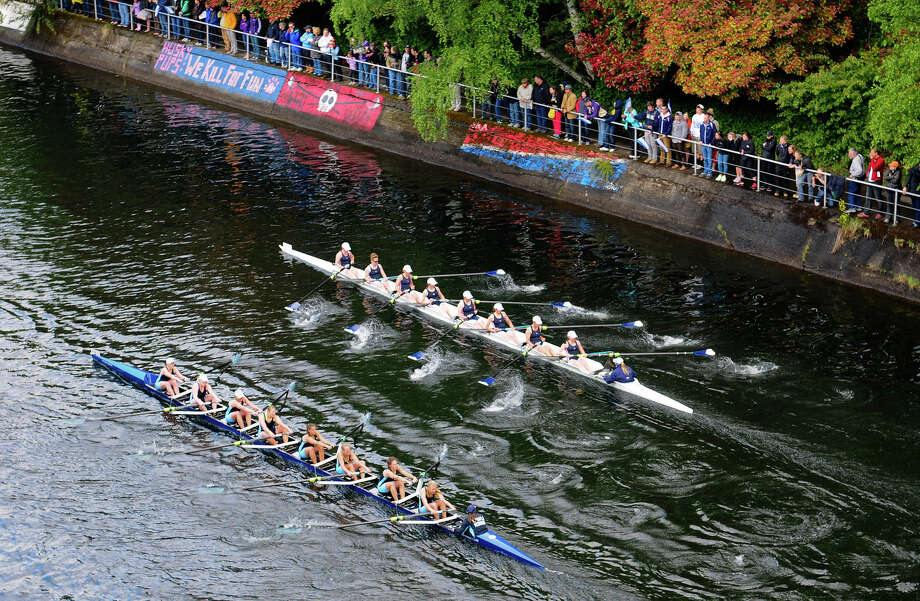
[421,278,455,318]
[298,423,334,464]
[418,480,456,520]
[258,404,293,446]
[377,456,417,502]
[485,303,521,344]
[191,373,219,412]
[225,388,261,429]
[364,253,393,294]
[393,265,424,303]
[522,316,553,356]
[336,443,372,480]
[562,330,592,374]
[455,291,484,327]
[155,357,188,398]
[333,242,363,279]
[604,356,636,384]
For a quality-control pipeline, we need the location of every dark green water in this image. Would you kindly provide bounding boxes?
[1,45,919,600]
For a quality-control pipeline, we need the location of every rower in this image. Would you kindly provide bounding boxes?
[155,357,188,398]
[453,504,489,540]
[191,373,219,412]
[376,456,417,502]
[393,265,424,303]
[561,330,592,374]
[336,442,372,480]
[334,242,363,279]
[298,423,334,464]
[418,480,456,520]
[455,291,484,327]
[485,303,521,343]
[604,356,636,384]
[225,388,261,429]
[364,253,393,294]
[522,316,552,356]
[422,278,454,318]
[258,403,292,446]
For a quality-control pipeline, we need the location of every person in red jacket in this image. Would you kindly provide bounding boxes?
[861,148,886,220]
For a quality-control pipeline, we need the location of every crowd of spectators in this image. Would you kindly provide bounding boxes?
[61,0,920,228]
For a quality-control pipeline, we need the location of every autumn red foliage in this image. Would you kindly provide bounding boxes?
[570,0,857,100]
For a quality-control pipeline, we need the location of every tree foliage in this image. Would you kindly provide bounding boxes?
[571,0,858,101]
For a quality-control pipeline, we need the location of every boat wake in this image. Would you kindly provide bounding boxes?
[554,303,611,319]
[643,332,698,348]
[483,374,524,412]
[291,297,344,329]
[345,319,393,351]
[716,357,779,377]
[410,349,444,381]
[490,274,546,294]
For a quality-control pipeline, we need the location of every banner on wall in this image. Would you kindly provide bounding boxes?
[153,41,285,103]
[275,73,383,132]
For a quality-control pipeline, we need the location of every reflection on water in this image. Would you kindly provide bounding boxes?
[0,45,919,601]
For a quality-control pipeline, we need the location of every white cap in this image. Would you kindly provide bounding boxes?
[493,303,504,311]
[612,357,623,365]
[427,277,437,286]
[533,315,542,325]
[567,330,577,339]
[403,264,412,273]
[462,290,473,299]
[341,242,351,251]
[234,389,244,399]
[165,357,175,365]
[198,373,208,383]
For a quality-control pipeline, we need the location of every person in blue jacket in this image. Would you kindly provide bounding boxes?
[699,113,717,177]
[653,108,674,166]
[604,356,636,384]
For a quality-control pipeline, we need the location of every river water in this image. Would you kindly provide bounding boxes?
[1,45,919,600]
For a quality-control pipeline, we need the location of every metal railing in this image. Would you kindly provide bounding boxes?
[60,0,920,227]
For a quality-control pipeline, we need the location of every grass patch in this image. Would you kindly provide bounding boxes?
[895,274,920,291]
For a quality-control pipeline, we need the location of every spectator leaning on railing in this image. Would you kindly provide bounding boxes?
[653,106,673,166]
[561,84,577,142]
[846,148,865,213]
[760,131,776,193]
[532,76,550,133]
[864,148,885,220]
[698,113,715,177]
[642,102,657,164]
[670,111,688,170]
[883,161,901,223]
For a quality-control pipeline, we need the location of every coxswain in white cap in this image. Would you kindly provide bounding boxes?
[225,388,261,429]
[156,357,188,398]
[192,373,219,412]
[603,355,636,384]
[561,330,592,374]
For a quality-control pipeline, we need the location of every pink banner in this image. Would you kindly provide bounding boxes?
[275,73,383,132]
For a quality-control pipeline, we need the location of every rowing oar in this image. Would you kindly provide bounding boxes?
[387,269,507,280]
[477,347,539,387]
[389,289,412,305]
[514,321,644,330]
[336,511,429,530]
[213,352,243,384]
[447,299,572,308]
[78,402,198,422]
[571,349,716,358]
[407,318,470,361]
[273,381,298,414]
[285,267,346,312]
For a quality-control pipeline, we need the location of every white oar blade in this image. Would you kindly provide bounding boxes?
[623,320,644,328]
[285,302,302,312]
[407,351,426,362]
[486,269,507,277]
[694,348,716,357]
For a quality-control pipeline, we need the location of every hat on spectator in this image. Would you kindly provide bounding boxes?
[565,84,572,90]
[766,130,774,137]
[890,160,900,169]
[696,103,704,109]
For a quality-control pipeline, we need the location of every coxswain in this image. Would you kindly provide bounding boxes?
[364,252,394,294]
[298,423,334,464]
[522,316,552,356]
[561,330,592,373]
[225,388,261,429]
[258,403,292,446]
[155,357,188,398]
[603,356,636,384]
[453,504,489,540]
[485,303,521,343]
[422,278,455,318]
[393,265,424,303]
[455,290,484,327]
[418,480,456,520]
[191,373,219,412]
[336,443,372,480]
[333,242,363,279]
[376,456,417,502]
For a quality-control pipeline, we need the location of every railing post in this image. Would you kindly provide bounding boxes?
[893,190,899,225]
[206,23,210,48]
[577,118,581,145]
[376,66,380,93]
[130,8,133,30]
[331,56,335,81]
[472,94,476,119]
[166,14,170,39]
[694,147,698,174]
[823,171,828,206]
[756,157,761,190]
[633,128,637,158]
[93,0,98,20]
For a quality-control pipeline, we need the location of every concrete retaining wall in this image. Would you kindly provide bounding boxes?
[2,11,919,304]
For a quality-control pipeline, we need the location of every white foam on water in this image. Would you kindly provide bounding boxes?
[409,349,443,381]
[483,374,524,412]
[641,331,696,348]
[716,357,779,377]
[490,274,546,294]
[347,318,390,351]
[554,303,611,319]
[292,297,343,330]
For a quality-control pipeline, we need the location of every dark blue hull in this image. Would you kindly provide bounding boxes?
[91,354,544,569]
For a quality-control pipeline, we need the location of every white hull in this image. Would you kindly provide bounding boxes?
[280,243,693,415]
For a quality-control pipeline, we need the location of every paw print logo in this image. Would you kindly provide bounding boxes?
[318,89,338,113]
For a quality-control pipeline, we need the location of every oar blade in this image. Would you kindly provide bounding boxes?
[550,301,572,308]
[344,324,361,335]
[285,302,302,312]
[694,348,716,357]
[478,376,497,387]
[485,269,507,277]
[622,320,644,328]
[286,381,297,392]
[231,352,242,365]
[407,351,426,362]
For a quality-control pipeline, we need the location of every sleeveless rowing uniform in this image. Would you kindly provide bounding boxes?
[339,252,352,267]
[224,404,236,425]
[155,367,174,390]
[398,275,412,292]
[259,415,279,439]
[376,473,392,495]
[566,342,579,356]
[418,489,442,514]
[529,325,543,345]
[335,451,355,475]
[425,288,441,305]
[297,440,310,461]
[367,265,382,280]
[460,300,476,318]
[196,384,209,403]
[491,313,507,329]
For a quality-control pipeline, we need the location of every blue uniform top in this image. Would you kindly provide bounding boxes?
[566,342,579,355]
[338,252,352,267]
[426,287,440,302]
[398,275,412,291]
[491,313,507,329]
[367,265,382,280]
[604,365,636,384]
[529,325,543,345]
[460,299,476,317]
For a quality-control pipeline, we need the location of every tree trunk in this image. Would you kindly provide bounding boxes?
[513,31,592,89]
[566,0,595,79]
